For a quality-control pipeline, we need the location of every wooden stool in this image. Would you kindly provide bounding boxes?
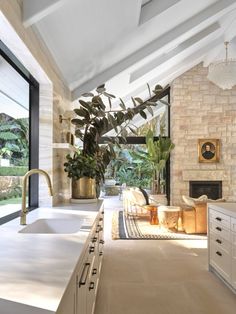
[144,204,158,225]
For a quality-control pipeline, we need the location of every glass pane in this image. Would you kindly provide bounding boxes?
[0,55,29,209]
[105,144,152,190]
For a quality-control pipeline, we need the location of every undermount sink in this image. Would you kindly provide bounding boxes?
[19,218,84,234]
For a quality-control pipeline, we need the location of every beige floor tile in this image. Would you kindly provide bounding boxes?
[95,197,236,314]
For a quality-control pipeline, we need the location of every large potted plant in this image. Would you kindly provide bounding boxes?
[64,84,164,199]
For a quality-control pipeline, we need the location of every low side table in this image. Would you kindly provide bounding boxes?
[144,204,158,225]
[158,206,182,231]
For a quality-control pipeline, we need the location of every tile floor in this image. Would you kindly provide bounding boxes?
[95,196,236,314]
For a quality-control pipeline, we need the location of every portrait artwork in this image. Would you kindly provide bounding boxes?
[198,139,220,163]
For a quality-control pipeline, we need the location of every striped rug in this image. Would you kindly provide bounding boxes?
[112,211,207,240]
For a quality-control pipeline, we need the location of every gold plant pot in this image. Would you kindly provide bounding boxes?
[72,177,96,199]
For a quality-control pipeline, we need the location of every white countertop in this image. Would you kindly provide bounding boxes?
[208,202,236,217]
[0,200,103,313]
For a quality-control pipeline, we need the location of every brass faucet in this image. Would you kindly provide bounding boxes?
[20,169,53,225]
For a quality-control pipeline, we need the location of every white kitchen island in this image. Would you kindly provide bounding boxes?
[0,200,104,314]
[208,202,236,294]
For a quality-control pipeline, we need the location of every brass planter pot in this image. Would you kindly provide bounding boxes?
[72,177,96,199]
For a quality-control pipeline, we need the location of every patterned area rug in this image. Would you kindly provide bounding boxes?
[112,211,207,240]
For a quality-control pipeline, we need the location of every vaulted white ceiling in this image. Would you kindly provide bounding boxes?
[22,0,236,101]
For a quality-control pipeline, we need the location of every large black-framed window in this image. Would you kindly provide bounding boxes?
[100,87,171,203]
[0,40,39,220]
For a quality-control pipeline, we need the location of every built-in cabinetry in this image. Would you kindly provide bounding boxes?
[208,203,236,293]
[76,209,104,314]
[57,207,104,314]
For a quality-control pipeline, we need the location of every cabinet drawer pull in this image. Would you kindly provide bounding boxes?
[89,282,95,291]
[216,227,222,231]
[216,239,222,244]
[216,217,222,221]
[99,251,103,256]
[92,268,97,275]
[89,246,95,253]
[99,239,105,244]
[99,217,103,221]
[78,263,90,287]
[92,237,98,243]
[216,251,222,257]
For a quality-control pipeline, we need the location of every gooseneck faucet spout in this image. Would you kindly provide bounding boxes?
[20,169,53,225]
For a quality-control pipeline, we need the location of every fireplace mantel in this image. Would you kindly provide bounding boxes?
[182,170,227,181]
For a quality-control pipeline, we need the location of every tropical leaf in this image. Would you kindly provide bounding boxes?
[139,111,147,119]
[0,132,19,140]
[81,92,94,97]
[134,97,143,104]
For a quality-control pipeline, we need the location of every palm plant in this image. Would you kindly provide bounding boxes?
[132,128,175,194]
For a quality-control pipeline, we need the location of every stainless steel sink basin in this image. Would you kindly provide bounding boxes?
[19,218,84,234]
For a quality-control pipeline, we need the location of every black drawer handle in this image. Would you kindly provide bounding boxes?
[216,227,222,231]
[99,239,105,244]
[92,237,98,243]
[89,282,95,291]
[216,217,222,222]
[99,217,103,221]
[89,246,95,253]
[92,268,97,276]
[78,263,90,287]
[99,251,103,256]
[216,239,222,244]
[216,251,222,257]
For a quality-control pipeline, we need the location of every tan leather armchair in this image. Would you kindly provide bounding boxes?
[182,203,207,234]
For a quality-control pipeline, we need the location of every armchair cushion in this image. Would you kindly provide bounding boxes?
[182,195,208,207]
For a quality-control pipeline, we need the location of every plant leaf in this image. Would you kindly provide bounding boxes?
[103,92,116,98]
[131,97,137,107]
[119,98,126,110]
[134,97,143,104]
[147,83,152,98]
[128,126,138,135]
[139,110,147,119]
[147,106,154,116]
[81,92,94,97]
[159,99,170,106]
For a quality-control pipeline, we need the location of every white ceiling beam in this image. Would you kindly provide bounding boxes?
[140,0,181,25]
[130,22,221,83]
[72,0,236,100]
[23,0,66,27]
[120,36,224,104]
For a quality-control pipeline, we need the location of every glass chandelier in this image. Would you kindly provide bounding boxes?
[207,41,236,90]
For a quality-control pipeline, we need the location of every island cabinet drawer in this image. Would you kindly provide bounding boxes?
[231,217,236,233]
[209,209,230,229]
[209,220,230,241]
[210,232,231,254]
[210,240,231,282]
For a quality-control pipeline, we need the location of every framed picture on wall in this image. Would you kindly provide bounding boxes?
[198,139,220,163]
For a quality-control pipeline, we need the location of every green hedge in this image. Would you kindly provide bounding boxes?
[0,166,28,176]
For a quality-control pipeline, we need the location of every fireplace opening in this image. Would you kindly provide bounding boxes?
[189,181,222,200]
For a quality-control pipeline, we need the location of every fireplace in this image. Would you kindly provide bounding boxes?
[189,181,222,200]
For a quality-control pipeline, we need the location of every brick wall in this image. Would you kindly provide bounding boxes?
[170,63,236,205]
